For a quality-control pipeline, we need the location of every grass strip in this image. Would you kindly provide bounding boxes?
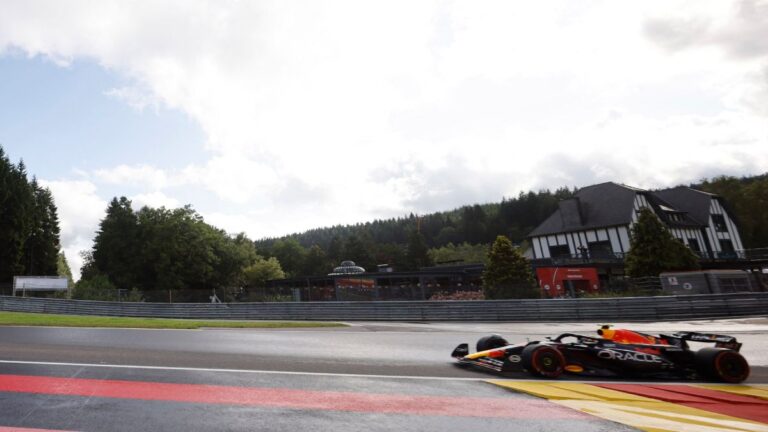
[0,311,346,329]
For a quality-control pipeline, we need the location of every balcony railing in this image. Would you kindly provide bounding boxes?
[531,251,625,266]
[695,248,768,261]
[531,248,768,267]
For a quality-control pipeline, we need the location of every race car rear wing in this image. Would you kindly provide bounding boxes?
[669,332,742,351]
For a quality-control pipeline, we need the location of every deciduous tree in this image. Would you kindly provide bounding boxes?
[243,257,286,288]
[482,235,538,299]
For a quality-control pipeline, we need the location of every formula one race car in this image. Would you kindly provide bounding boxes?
[451,325,750,383]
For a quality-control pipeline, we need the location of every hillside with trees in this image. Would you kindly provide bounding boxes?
[255,187,575,276]
[0,146,62,289]
[254,174,768,277]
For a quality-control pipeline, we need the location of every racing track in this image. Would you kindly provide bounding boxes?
[0,318,766,431]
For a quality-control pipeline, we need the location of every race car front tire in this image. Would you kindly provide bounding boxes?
[521,344,565,378]
[476,334,509,352]
[695,347,750,383]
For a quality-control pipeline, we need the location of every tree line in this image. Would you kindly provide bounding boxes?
[78,187,577,299]
[255,187,575,277]
[79,197,284,302]
[0,146,65,287]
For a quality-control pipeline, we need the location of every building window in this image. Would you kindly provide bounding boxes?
[549,245,571,258]
[588,241,613,259]
[687,238,701,252]
[666,212,681,222]
[712,214,727,232]
[718,239,736,259]
[719,239,735,252]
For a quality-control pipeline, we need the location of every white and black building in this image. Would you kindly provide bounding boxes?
[528,182,744,263]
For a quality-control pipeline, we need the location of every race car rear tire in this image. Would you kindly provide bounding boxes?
[476,334,509,352]
[521,344,565,378]
[695,348,750,383]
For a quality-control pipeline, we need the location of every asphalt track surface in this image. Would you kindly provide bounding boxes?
[0,318,766,431]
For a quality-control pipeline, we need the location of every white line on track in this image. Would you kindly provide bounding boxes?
[0,359,487,381]
[0,359,747,386]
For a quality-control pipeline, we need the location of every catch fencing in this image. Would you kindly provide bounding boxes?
[0,292,766,322]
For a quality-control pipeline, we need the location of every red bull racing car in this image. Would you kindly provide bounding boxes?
[451,325,750,383]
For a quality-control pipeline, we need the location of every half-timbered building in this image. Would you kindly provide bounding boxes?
[527,182,746,297]
[528,182,743,262]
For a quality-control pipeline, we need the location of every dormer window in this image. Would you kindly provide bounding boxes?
[712,214,727,232]
[659,204,683,222]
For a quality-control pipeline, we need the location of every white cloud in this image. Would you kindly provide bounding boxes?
[104,85,160,113]
[38,179,106,281]
[3,1,768,271]
[130,191,180,210]
[94,164,170,189]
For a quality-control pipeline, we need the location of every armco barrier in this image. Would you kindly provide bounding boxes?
[0,292,766,321]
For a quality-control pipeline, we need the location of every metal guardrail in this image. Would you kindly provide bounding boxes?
[0,293,766,322]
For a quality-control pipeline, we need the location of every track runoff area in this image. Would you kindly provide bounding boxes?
[0,320,765,431]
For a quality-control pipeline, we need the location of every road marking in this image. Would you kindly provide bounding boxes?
[0,374,589,419]
[0,428,76,432]
[488,381,768,432]
[0,359,488,381]
[598,384,768,424]
[600,384,768,424]
[695,384,768,400]
[1,359,754,386]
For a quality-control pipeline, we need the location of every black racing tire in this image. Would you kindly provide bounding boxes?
[521,344,566,378]
[476,334,509,352]
[695,348,750,383]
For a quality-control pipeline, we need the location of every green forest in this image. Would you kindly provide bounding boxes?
[0,147,65,288]
[78,198,283,302]
[254,187,576,277]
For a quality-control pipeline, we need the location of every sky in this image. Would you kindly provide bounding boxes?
[1,0,766,280]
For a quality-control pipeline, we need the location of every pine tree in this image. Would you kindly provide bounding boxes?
[0,147,14,281]
[22,180,60,275]
[405,229,432,270]
[343,234,375,271]
[327,236,344,264]
[461,205,487,244]
[0,155,34,281]
[482,235,538,299]
[57,252,74,287]
[302,245,330,276]
[625,208,700,277]
[92,197,140,289]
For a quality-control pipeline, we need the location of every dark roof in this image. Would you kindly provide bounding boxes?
[528,182,706,237]
[653,186,715,226]
[528,182,638,236]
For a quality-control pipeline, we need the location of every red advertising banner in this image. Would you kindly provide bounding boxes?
[536,267,599,298]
